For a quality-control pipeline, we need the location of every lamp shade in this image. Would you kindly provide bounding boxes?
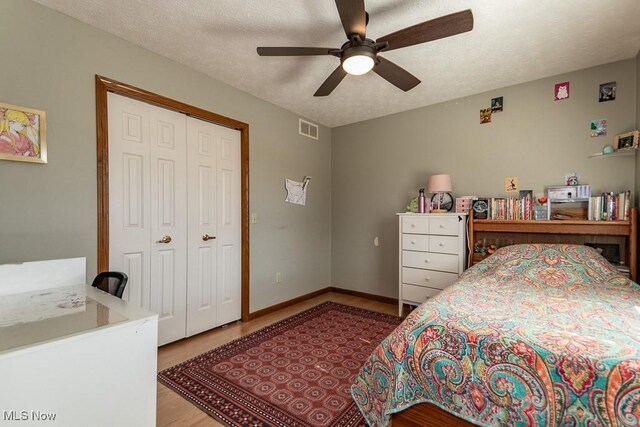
[427,174,452,193]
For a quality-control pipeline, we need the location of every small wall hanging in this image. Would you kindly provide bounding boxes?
[599,82,616,102]
[505,177,519,192]
[590,119,607,137]
[491,96,503,113]
[285,176,311,206]
[480,108,491,124]
[554,82,570,101]
[0,102,47,164]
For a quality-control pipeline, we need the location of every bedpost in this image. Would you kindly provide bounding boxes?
[468,213,474,267]
[630,207,637,282]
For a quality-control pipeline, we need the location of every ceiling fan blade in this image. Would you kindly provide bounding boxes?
[376,9,473,52]
[373,57,420,92]
[334,0,366,39]
[314,65,348,96]
[257,47,337,56]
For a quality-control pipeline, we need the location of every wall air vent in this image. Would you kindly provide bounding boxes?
[299,119,319,140]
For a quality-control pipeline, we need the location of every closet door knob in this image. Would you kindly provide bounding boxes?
[202,234,216,241]
[157,235,172,244]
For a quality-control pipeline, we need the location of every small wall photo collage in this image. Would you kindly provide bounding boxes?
[478,77,637,152]
[480,96,503,124]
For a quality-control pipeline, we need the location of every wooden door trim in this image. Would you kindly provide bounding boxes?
[95,75,251,322]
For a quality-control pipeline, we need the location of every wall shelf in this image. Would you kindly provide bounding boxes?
[589,150,636,158]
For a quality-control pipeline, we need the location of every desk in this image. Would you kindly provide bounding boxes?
[0,285,158,426]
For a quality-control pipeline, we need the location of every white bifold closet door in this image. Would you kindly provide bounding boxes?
[107,93,241,346]
[185,116,241,336]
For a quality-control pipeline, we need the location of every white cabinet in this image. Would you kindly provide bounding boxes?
[398,213,467,316]
[0,285,158,427]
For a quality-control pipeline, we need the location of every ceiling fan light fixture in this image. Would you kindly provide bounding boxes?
[341,46,375,75]
[342,54,374,75]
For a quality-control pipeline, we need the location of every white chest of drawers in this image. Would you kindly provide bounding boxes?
[398,213,468,316]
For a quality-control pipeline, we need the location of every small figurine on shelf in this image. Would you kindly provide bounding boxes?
[406,197,418,213]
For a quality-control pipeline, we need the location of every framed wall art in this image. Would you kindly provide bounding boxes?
[0,102,47,164]
[614,130,639,151]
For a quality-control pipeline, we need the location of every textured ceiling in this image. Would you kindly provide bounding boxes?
[34,0,640,128]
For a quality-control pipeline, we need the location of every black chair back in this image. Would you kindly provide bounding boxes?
[92,271,128,299]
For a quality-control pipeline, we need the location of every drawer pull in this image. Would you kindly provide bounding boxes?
[424,277,430,281]
[439,224,445,228]
[411,223,416,227]
[439,243,445,247]
[411,240,416,244]
[425,259,431,263]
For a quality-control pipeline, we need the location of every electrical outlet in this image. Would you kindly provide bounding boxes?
[275,272,282,283]
[374,237,379,247]
[251,213,257,224]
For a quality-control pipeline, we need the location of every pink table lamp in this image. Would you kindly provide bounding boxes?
[427,174,452,213]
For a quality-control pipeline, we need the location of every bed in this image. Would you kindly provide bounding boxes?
[351,244,640,426]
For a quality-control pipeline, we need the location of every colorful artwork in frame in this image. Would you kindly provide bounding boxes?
[0,102,47,164]
[505,176,519,192]
[554,81,570,101]
[480,108,491,124]
[491,96,503,113]
[590,119,607,137]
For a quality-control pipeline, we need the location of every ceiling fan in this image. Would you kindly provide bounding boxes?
[257,0,473,96]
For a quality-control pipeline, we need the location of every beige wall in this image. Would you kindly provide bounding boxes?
[0,1,331,312]
[332,60,637,297]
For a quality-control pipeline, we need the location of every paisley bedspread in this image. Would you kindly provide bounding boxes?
[351,244,640,426]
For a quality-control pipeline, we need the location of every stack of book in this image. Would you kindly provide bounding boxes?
[485,194,535,220]
[587,190,631,221]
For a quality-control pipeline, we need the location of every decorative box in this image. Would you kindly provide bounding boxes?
[456,198,473,213]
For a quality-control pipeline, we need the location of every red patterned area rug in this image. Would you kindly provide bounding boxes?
[158,301,401,427]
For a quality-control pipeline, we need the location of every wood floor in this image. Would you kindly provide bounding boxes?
[156,291,398,426]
